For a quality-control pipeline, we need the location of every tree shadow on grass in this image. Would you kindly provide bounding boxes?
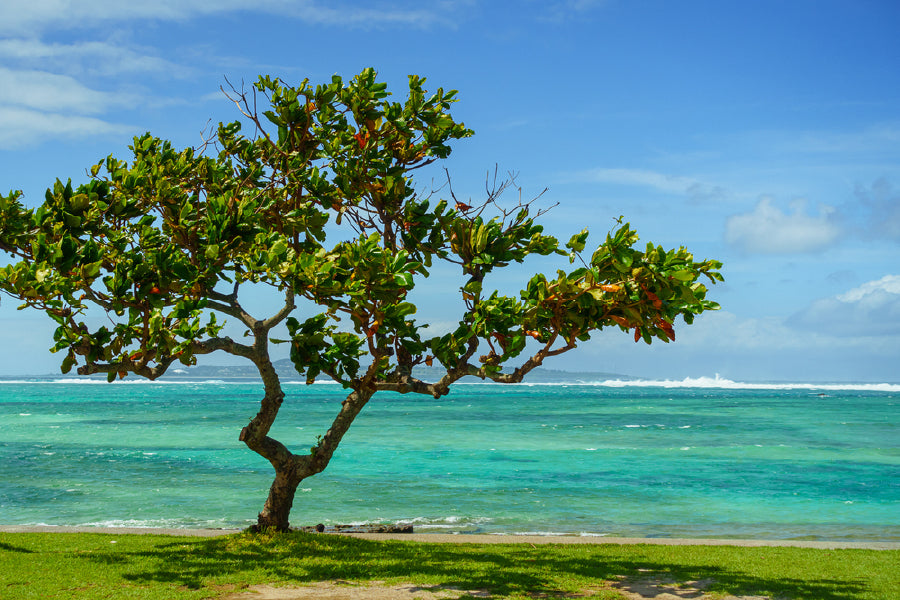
[0,541,35,553]
[79,533,875,599]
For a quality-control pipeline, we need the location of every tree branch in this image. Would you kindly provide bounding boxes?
[262,288,296,330]
[206,293,257,329]
[77,356,176,381]
[192,336,256,360]
[307,387,375,474]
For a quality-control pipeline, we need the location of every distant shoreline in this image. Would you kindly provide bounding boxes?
[2,373,898,390]
[3,355,900,387]
[2,363,637,384]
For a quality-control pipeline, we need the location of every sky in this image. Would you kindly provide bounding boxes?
[1,0,898,382]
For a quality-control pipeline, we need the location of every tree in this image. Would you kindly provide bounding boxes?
[0,69,722,532]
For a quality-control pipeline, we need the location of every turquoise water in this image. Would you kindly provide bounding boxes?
[1,379,898,540]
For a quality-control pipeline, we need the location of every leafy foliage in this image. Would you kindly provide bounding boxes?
[0,68,722,529]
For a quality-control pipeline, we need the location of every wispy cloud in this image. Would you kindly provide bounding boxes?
[0,66,136,148]
[534,0,609,23]
[725,196,841,254]
[0,0,461,34]
[789,275,900,336]
[0,1,470,149]
[0,38,189,78]
[580,167,694,193]
[675,311,811,350]
[574,167,728,203]
[0,106,133,148]
[0,67,133,114]
[853,178,900,243]
[0,25,187,149]
[770,122,900,156]
[276,0,463,28]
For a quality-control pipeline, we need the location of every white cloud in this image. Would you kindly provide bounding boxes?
[0,0,456,34]
[837,274,900,301]
[0,66,137,148]
[789,275,900,336]
[577,167,727,202]
[725,196,841,254]
[579,167,694,193]
[0,1,464,149]
[581,311,809,354]
[0,38,188,78]
[659,311,811,350]
[0,67,132,114]
[0,106,133,148]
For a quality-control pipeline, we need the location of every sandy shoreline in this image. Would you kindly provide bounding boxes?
[2,525,898,549]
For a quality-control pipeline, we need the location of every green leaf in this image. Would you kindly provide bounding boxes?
[615,249,633,268]
[393,272,414,287]
[566,229,588,253]
[393,302,416,318]
[671,269,695,282]
[263,110,281,125]
[463,279,482,296]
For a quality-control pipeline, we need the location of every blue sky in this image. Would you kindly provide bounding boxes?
[1,0,898,382]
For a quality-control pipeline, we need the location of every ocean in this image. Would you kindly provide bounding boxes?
[1,377,898,541]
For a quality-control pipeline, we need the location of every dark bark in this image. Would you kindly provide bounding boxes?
[254,462,303,532]
[240,348,296,531]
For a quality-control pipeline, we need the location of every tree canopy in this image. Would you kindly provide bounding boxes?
[0,68,722,531]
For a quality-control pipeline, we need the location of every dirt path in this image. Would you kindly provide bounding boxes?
[220,582,490,599]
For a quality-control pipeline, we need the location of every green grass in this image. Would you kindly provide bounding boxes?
[1,531,897,599]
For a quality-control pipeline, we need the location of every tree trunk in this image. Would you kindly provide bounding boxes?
[254,462,303,532]
[241,351,376,532]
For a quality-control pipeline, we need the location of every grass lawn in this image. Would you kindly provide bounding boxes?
[1,531,897,599]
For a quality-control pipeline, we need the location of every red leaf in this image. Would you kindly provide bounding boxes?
[610,315,630,328]
[656,318,676,341]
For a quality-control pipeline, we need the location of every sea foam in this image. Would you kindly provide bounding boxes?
[587,375,900,392]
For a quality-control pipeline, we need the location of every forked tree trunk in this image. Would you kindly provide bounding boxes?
[243,347,376,532]
[240,351,303,533]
